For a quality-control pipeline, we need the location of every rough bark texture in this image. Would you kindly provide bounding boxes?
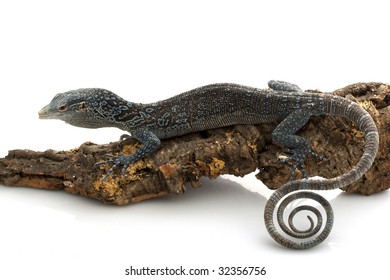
[0,82,389,205]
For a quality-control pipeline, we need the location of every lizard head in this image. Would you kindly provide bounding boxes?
[38,88,124,128]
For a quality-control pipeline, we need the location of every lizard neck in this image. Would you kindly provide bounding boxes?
[97,100,153,131]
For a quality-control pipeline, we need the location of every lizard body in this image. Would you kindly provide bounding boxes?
[39,81,379,249]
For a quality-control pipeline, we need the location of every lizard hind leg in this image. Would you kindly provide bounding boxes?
[268,80,303,93]
[273,109,326,180]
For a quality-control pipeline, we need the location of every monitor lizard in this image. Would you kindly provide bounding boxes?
[38,80,379,249]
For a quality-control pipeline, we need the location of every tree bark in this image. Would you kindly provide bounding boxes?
[0,82,389,205]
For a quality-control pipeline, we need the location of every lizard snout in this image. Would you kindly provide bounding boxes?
[38,105,51,119]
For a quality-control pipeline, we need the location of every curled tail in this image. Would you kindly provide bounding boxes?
[264,95,379,249]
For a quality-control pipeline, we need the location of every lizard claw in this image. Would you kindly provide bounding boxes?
[95,152,134,182]
[279,148,326,181]
[309,151,327,162]
[279,150,307,180]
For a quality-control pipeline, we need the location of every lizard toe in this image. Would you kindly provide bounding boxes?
[310,151,327,162]
[280,147,327,180]
[279,148,310,180]
[95,152,136,183]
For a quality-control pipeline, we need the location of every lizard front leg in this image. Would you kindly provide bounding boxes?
[96,129,161,181]
[272,109,325,179]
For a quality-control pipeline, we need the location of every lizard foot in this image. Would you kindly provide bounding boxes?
[309,151,327,162]
[95,152,135,182]
[280,148,327,180]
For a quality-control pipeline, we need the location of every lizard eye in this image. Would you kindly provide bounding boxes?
[58,105,67,111]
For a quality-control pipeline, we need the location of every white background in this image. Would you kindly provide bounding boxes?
[0,0,389,279]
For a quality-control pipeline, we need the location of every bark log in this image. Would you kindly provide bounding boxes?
[0,82,389,205]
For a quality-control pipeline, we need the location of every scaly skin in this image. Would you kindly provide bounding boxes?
[38,81,379,249]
